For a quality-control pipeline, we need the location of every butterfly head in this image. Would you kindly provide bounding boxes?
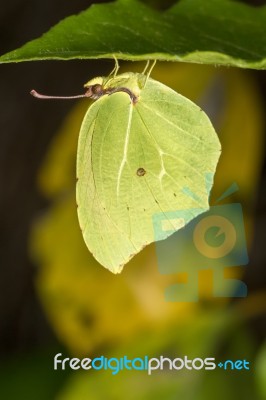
[84,77,106,100]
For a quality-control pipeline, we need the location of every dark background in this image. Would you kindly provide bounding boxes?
[0,0,265,389]
[0,0,113,356]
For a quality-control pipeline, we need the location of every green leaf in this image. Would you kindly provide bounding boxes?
[1,0,266,69]
[76,72,221,273]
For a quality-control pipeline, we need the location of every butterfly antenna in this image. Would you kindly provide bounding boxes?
[30,90,88,100]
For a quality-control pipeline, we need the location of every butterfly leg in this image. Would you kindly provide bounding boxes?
[108,55,120,78]
[144,60,157,86]
[142,60,150,75]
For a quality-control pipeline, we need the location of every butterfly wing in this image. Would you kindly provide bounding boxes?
[77,78,221,273]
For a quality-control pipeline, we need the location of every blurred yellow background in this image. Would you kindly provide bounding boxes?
[26,62,266,399]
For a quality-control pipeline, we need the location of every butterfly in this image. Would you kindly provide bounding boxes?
[31,60,221,273]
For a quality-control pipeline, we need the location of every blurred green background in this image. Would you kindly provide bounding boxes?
[0,1,266,399]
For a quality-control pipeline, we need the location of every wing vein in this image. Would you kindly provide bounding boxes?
[116,103,133,198]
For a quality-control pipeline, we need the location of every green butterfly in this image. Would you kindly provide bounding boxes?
[31,61,221,273]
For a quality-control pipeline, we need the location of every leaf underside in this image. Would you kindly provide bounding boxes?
[76,76,221,273]
[0,0,266,69]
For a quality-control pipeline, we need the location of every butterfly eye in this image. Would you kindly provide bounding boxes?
[91,84,104,95]
[85,84,105,99]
